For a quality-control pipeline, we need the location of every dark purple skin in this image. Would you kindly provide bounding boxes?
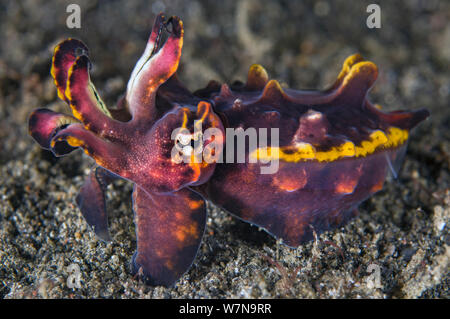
[28,14,429,286]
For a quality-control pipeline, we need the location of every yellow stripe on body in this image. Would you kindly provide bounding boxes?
[250,127,409,163]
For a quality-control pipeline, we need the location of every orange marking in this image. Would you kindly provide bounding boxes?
[165,260,175,270]
[155,249,164,257]
[334,163,362,195]
[335,180,358,194]
[181,108,189,128]
[272,170,307,192]
[174,211,184,220]
[188,200,203,210]
[188,158,204,183]
[174,223,199,243]
[371,178,384,193]
[65,136,84,147]
[175,229,186,242]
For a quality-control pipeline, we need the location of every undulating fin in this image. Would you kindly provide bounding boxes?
[28,108,79,155]
[75,166,119,242]
[131,186,206,286]
[384,143,408,180]
[51,38,89,102]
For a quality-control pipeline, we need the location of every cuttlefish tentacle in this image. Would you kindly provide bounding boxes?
[65,54,127,137]
[52,38,126,138]
[28,108,79,155]
[126,15,184,125]
[51,123,124,169]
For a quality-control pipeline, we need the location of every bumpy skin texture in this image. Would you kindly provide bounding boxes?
[28,14,429,286]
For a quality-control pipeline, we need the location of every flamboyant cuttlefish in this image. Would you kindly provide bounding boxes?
[28,13,429,286]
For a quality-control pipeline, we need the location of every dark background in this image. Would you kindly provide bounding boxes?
[0,0,448,298]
